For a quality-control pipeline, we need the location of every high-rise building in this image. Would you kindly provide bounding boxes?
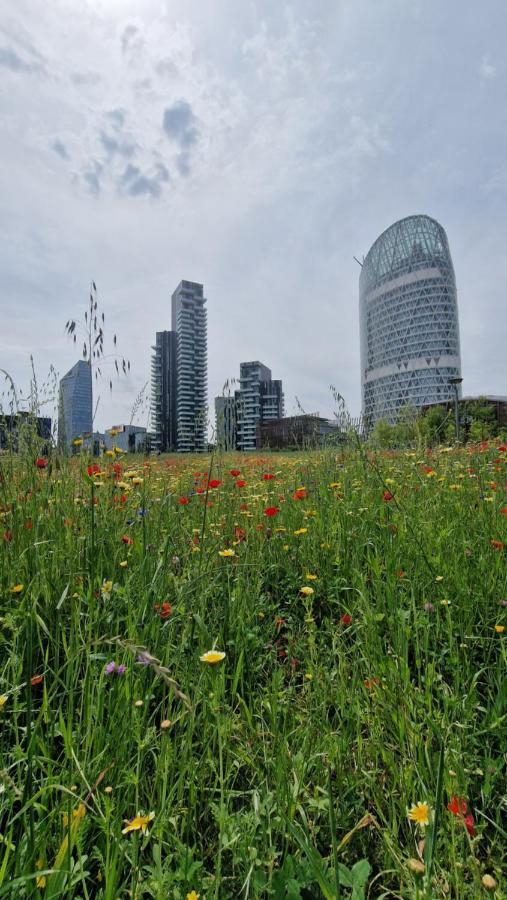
[360,215,462,427]
[171,280,207,452]
[215,396,237,450]
[236,361,284,450]
[58,360,93,449]
[151,331,177,452]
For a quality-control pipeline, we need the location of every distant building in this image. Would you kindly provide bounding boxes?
[105,424,147,453]
[257,414,340,449]
[172,280,207,452]
[360,215,462,427]
[215,396,237,450]
[236,361,284,451]
[151,331,177,452]
[422,395,507,432]
[58,360,93,449]
[0,413,52,452]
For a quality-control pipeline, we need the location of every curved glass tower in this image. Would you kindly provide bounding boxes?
[360,215,461,426]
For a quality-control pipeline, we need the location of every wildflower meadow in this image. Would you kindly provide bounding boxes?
[0,441,505,898]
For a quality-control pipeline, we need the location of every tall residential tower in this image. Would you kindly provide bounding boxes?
[151,331,177,452]
[171,280,208,452]
[359,215,462,427]
[236,361,284,450]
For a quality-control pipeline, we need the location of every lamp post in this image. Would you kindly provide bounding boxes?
[449,377,463,442]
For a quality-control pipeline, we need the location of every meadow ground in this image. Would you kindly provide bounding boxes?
[0,444,505,898]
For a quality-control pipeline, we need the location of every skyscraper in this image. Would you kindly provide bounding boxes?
[151,331,177,452]
[171,280,207,452]
[58,360,93,449]
[359,215,462,427]
[236,361,284,451]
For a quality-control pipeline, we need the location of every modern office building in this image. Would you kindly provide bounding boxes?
[215,396,237,450]
[105,424,148,453]
[171,280,207,452]
[236,361,284,450]
[359,215,462,427]
[151,331,177,452]
[58,360,93,449]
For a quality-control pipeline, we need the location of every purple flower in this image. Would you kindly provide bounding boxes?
[136,653,151,666]
[105,660,127,676]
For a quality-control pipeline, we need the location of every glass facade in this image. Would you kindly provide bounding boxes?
[58,360,93,449]
[360,215,462,426]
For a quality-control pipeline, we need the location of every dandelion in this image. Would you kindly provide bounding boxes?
[218,548,235,557]
[494,624,504,633]
[299,586,314,596]
[11,584,24,594]
[187,892,200,900]
[407,802,431,828]
[293,528,307,536]
[122,812,155,835]
[200,650,226,664]
[306,573,317,581]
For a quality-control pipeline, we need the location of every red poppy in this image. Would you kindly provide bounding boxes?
[382,490,394,502]
[35,458,47,469]
[208,479,222,489]
[464,813,475,837]
[196,488,205,494]
[447,796,467,816]
[236,480,247,488]
[87,464,100,476]
[340,614,352,626]
[154,601,172,620]
[263,473,275,481]
[113,463,122,476]
[239,503,248,511]
[498,444,507,453]
[500,508,507,516]
[178,497,189,505]
[24,520,33,530]
[264,507,280,517]
[230,469,240,477]
[490,539,504,551]
[30,674,44,687]
[293,488,306,500]
[121,534,134,545]
[3,531,12,542]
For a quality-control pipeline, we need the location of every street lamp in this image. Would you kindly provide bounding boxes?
[449,377,463,442]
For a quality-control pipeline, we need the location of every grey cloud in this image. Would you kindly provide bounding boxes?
[83,161,103,195]
[163,100,199,148]
[100,130,135,158]
[51,139,69,160]
[0,45,42,73]
[70,71,100,86]
[107,109,125,129]
[121,24,142,55]
[119,163,168,198]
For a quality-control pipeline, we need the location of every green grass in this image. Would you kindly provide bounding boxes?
[0,444,505,898]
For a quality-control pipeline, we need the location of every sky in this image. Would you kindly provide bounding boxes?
[1,0,506,433]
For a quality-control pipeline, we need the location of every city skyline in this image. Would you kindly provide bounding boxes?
[1,1,506,429]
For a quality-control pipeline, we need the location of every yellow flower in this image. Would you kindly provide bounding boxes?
[187,892,200,900]
[293,528,307,536]
[494,624,505,633]
[200,650,226,665]
[407,802,431,827]
[72,438,83,446]
[132,477,143,485]
[122,812,155,835]
[11,584,24,594]
[105,449,115,457]
[299,586,314,596]
[306,573,318,581]
[36,858,46,889]
[218,548,235,557]
[0,695,8,710]
[119,560,128,568]
[435,575,444,582]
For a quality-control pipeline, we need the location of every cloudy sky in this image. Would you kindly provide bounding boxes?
[1,0,506,432]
